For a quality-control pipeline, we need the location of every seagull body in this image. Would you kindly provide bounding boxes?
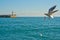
[44,5,58,18]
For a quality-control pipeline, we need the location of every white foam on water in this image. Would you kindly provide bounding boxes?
[40,33,43,36]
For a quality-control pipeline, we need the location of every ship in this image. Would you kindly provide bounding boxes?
[0,11,16,18]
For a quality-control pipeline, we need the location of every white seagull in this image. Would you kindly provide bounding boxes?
[44,5,58,18]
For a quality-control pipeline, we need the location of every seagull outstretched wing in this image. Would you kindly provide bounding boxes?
[49,10,58,15]
[49,5,56,13]
[52,10,58,13]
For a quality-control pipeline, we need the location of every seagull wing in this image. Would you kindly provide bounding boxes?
[52,10,58,13]
[49,10,58,15]
[49,5,56,13]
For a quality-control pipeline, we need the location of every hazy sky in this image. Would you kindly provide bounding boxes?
[0,0,60,17]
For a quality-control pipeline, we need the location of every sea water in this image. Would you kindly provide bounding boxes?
[0,17,60,40]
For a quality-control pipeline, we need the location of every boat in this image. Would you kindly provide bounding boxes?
[0,11,16,18]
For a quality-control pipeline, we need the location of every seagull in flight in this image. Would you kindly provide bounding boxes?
[44,5,58,18]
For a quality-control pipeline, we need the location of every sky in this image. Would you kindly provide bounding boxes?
[0,0,60,17]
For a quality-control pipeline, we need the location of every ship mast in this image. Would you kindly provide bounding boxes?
[11,11,16,18]
[12,11,14,16]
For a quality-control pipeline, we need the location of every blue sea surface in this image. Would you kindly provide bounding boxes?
[0,17,60,40]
